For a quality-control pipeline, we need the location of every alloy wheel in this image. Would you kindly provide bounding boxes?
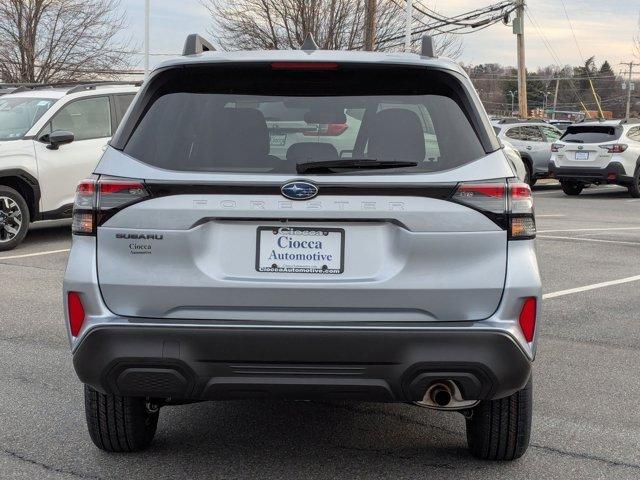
[0,196,23,243]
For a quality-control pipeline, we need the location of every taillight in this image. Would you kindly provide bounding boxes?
[452,179,535,240]
[551,143,563,152]
[72,179,96,235]
[518,297,537,342]
[599,144,627,153]
[67,292,85,337]
[72,177,149,235]
[508,180,536,239]
[452,181,507,214]
[303,123,348,136]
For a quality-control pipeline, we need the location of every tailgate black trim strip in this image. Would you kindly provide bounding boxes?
[144,182,457,200]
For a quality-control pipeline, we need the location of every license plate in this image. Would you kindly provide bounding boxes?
[270,133,287,146]
[256,227,344,274]
[575,151,590,160]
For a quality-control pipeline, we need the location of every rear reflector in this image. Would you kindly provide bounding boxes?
[68,292,85,337]
[518,297,537,342]
[271,62,339,70]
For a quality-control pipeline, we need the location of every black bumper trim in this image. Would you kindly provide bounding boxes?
[73,325,532,402]
[548,162,633,184]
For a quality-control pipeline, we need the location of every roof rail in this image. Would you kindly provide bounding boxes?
[7,81,141,95]
[421,36,435,57]
[498,118,548,124]
[182,34,215,56]
[66,81,142,94]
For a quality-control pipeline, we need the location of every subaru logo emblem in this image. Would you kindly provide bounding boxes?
[281,181,318,200]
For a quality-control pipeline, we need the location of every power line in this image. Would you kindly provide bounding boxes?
[559,0,604,117]
[524,6,592,115]
[374,0,517,47]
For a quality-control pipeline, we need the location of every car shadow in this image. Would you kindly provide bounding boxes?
[90,400,498,477]
[22,223,71,246]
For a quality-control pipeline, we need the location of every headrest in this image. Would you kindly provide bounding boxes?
[367,108,426,162]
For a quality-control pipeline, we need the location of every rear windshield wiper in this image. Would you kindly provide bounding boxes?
[563,139,583,143]
[296,158,418,174]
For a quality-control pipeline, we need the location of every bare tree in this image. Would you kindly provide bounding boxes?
[201,0,462,58]
[0,0,133,83]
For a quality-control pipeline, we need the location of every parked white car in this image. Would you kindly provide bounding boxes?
[502,139,527,182]
[0,82,139,250]
[549,120,640,197]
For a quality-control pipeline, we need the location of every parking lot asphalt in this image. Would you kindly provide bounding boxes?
[1,182,640,479]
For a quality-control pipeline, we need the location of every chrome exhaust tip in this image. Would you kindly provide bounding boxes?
[414,380,479,411]
[429,383,453,407]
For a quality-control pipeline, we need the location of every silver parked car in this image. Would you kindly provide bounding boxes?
[493,119,563,185]
[63,35,541,460]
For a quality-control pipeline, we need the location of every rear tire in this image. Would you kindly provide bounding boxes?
[0,185,30,251]
[465,378,532,461]
[560,181,583,196]
[84,385,159,452]
[628,167,640,198]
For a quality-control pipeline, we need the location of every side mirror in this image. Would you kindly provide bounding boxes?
[46,130,75,150]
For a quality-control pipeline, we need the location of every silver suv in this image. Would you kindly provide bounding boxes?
[493,119,563,185]
[63,35,541,460]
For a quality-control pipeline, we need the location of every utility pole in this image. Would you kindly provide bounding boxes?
[514,0,527,118]
[508,90,516,116]
[552,77,560,120]
[621,62,639,120]
[404,0,413,52]
[144,0,150,78]
[364,0,376,51]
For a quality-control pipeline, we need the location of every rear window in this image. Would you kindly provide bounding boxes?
[561,125,621,144]
[120,64,487,174]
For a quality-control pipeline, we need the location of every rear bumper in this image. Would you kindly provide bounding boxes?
[548,161,633,184]
[64,236,541,404]
[73,324,532,402]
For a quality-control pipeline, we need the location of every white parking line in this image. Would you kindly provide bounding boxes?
[537,226,640,233]
[537,235,640,246]
[0,248,70,261]
[543,274,640,300]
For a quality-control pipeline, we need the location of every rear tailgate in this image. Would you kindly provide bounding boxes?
[556,125,621,167]
[96,184,507,322]
[95,60,510,323]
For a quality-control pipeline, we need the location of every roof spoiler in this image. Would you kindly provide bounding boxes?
[182,34,215,56]
[421,35,435,58]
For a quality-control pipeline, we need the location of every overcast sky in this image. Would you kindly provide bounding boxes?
[122,0,639,73]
